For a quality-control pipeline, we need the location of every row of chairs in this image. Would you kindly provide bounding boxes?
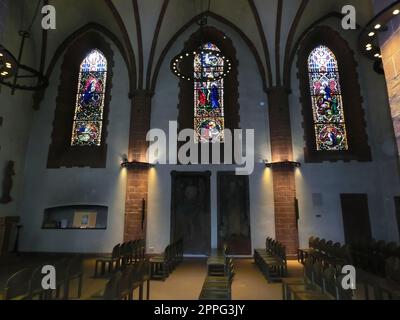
[199,247,234,300]
[2,256,83,300]
[92,259,151,300]
[254,237,287,282]
[297,237,351,269]
[94,239,145,277]
[351,239,400,277]
[298,237,400,278]
[282,257,352,300]
[298,237,400,299]
[149,239,183,280]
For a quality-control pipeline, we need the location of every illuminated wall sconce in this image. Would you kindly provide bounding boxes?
[120,155,155,169]
[263,160,301,169]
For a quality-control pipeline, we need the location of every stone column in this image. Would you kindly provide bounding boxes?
[267,87,299,256]
[124,90,152,241]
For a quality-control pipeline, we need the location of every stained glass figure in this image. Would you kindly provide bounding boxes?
[71,49,107,146]
[194,43,224,143]
[308,45,348,151]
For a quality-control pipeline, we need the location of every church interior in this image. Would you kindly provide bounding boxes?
[0,0,400,301]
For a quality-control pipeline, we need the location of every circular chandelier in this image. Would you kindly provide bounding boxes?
[0,1,48,95]
[170,42,232,82]
[170,1,232,82]
[0,45,17,79]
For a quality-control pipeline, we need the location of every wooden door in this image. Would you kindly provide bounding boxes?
[340,194,372,245]
[170,171,211,255]
[217,172,251,255]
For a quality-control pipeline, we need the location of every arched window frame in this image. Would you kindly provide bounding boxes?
[177,27,240,163]
[297,26,371,163]
[48,32,114,168]
[71,49,108,147]
[307,45,348,151]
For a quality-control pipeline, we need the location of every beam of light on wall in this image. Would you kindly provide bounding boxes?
[262,166,272,186]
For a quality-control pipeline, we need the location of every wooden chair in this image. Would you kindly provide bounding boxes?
[336,274,354,300]
[66,255,84,299]
[28,264,53,300]
[94,243,121,277]
[53,258,70,299]
[91,271,122,300]
[297,236,315,264]
[129,260,149,300]
[150,247,170,280]
[285,259,332,300]
[119,265,135,300]
[322,266,338,299]
[140,259,151,300]
[4,268,32,300]
[386,256,400,284]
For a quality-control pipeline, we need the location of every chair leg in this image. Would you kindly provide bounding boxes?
[64,281,69,300]
[146,280,150,300]
[139,284,144,300]
[94,261,99,278]
[78,275,83,298]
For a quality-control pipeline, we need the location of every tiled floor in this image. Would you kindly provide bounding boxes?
[0,254,304,300]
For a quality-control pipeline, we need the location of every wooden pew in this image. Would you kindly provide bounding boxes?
[254,237,287,282]
[199,246,234,300]
[283,258,353,300]
[150,238,183,280]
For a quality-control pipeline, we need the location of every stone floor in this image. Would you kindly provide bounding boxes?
[0,254,304,300]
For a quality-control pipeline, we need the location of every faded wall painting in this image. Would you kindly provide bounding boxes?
[217,172,251,255]
[171,171,211,255]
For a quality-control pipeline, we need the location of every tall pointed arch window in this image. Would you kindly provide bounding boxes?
[71,49,107,146]
[194,43,225,143]
[308,45,348,151]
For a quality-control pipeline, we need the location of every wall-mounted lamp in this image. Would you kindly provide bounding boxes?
[263,160,301,169]
[120,155,155,169]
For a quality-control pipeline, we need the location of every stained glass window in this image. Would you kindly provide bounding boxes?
[308,45,348,151]
[194,43,224,143]
[71,49,107,146]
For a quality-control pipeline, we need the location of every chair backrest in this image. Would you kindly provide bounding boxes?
[385,256,400,284]
[319,239,327,253]
[323,266,337,299]
[103,271,122,300]
[313,262,324,288]
[313,238,320,250]
[376,240,387,251]
[304,258,314,284]
[308,236,315,248]
[54,258,69,283]
[5,268,32,300]
[68,255,83,278]
[112,244,121,259]
[119,265,134,295]
[383,242,398,258]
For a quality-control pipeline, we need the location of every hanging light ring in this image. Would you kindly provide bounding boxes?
[0,46,17,80]
[0,63,48,91]
[170,48,232,82]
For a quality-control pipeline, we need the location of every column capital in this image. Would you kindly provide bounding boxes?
[266,86,291,98]
[129,89,153,100]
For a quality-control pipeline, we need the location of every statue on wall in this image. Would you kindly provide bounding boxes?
[0,160,15,204]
